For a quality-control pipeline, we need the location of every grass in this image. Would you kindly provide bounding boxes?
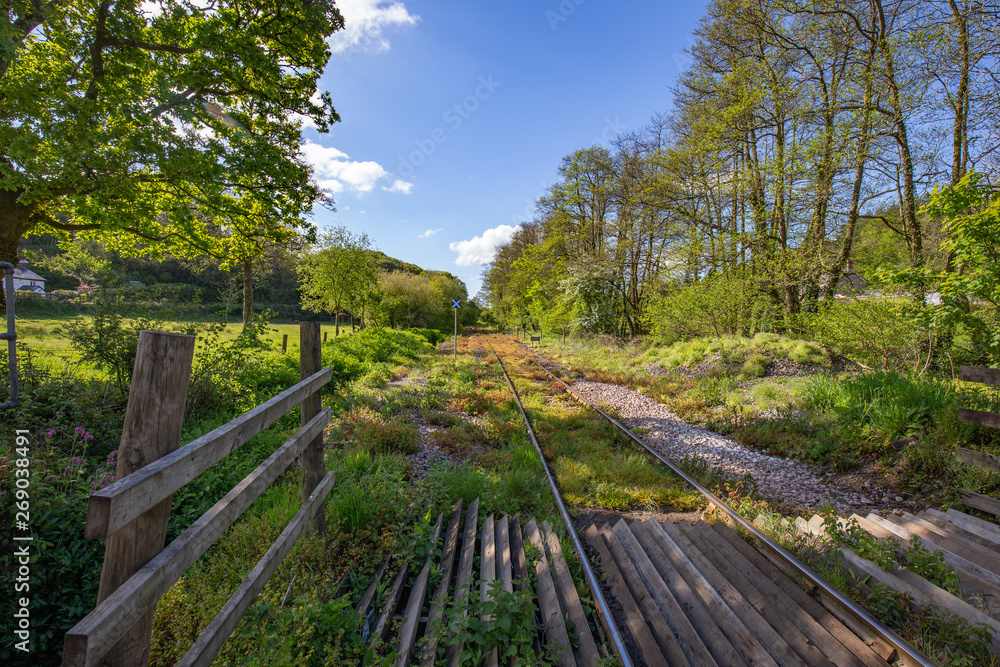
[643,333,831,371]
[13,315,360,378]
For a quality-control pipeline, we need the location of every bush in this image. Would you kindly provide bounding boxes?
[60,290,165,393]
[186,320,300,418]
[323,328,430,387]
[644,271,774,343]
[408,327,446,346]
[805,298,923,371]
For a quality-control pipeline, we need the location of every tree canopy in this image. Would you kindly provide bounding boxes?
[483,0,1000,345]
[0,0,343,264]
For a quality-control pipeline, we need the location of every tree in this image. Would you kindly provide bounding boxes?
[884,173,1000,365]
[298,227,377,336]
[0,1,342,265]
[222,198,313,330]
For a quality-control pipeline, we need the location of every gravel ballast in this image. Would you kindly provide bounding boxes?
[570,379,893,515]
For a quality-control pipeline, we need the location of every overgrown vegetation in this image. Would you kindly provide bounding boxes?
[0,307,432,663]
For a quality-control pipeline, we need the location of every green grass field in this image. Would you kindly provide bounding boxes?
[16,316,359,378]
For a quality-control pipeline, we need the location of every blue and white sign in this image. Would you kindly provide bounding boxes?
[452,299,461,309]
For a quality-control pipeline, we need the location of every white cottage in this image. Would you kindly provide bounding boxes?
[13,260,46,294]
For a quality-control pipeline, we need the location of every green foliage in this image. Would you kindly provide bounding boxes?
[323,328,430,388]
[803,372,959,450]
[60,290,165,393]
[646,334,830,373]
[880,173,1000,365]
[430,579,551,666]
[298,227,379,327]
[240,593,391,666]
[375,270,476,331]
[561,261,619,335]
[186,320,301,418]
[1,0,343,264]
[805,298,922,371]
[330,452,408,535]
[408,327,446,345]
[645,271,773,342]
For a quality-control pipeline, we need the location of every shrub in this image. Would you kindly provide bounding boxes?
[644,271,774,343]
[408,327,446,346]
[59,290,165,393]
[805,298,922,371]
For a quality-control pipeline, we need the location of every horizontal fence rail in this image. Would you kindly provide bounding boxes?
[955,365,1000,516]
[86,367,333,539]
[63,324,333,667]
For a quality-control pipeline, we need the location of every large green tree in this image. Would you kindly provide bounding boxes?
[0,0,342,264]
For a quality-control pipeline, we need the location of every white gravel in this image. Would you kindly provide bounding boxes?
[570,379,886,515]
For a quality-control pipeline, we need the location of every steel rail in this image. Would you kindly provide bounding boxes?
[523,353,936,667]
[486,341,634,667]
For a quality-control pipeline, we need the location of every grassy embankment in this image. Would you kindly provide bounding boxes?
[532,332,1000,506]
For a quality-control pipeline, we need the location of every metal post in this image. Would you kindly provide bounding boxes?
[453,307,458,363]
[0,262,18,409]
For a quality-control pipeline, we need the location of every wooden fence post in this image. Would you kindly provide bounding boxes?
[94,331,195,665]
[299,322,325,534]
[323,330,328,343]
[282,334,288,353]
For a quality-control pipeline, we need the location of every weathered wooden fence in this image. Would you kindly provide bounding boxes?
[956,365,1000,516]
[63,323,333,666]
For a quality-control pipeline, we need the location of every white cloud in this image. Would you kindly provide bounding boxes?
[329,0,419,54]
[419,228,443,239]
[382,179,414,194]
[302,140,410,195]
[449,224,519,266]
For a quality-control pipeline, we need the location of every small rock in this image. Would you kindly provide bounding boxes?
[895,496,904,502]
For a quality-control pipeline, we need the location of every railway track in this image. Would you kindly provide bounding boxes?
[482,336,939,666]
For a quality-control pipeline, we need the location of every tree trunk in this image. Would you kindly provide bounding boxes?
[335,311,340,337]
[947,0,970,186]
[0,190,37,308]
[874,0,922,266]
[242,257,254,330]
[824,38,877,306]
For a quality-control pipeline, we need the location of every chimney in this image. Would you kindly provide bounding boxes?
[17,259,28,269]
[846,259,853,273]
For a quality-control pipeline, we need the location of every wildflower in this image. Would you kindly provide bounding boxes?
[47,429,55,437]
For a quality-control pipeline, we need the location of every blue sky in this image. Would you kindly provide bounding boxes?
[304,0,708,297]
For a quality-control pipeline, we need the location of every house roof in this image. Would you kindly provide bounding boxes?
[13,264,45,282]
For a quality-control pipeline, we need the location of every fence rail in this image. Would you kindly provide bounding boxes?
[63,324,332,666]
[956,365,1000,517]
[85,367,332,539]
